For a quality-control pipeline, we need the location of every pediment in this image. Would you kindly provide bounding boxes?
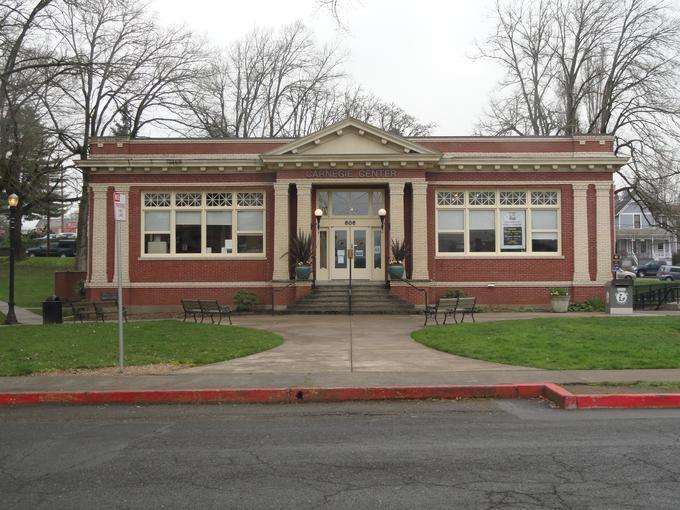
[264,117,439,158]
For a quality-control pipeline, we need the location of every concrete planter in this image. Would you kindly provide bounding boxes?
[550,295,570,313]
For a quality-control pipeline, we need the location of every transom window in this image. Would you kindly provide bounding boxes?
[436,190,560,255]
[317,190,384,217]
[142,191,265,256]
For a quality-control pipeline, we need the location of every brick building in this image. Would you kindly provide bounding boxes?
[78,118,626,311]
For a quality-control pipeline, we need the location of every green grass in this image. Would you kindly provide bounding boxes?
[0,320,283,376]
[412,317,680,370]
[0,257,75,308]
[586,381,680,391]
[0,311,5,322]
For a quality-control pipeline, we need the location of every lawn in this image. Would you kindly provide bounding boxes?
[0,256,76,309]
[0,311,5,322]
[634,278,676,287]
[0,320,283,376]
[412,317,680,370]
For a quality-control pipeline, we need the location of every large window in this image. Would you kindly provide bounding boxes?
[436,190,560,255]
[142,191,264,256]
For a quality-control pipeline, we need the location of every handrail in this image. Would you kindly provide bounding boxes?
[633,283,680,310]
[397,278,429,311]
[271,280,296,315]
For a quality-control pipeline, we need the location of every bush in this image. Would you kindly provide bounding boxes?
[233,291,257,312]
[673,252,680,265]
[443,289,466,298]
[568,297,605,312]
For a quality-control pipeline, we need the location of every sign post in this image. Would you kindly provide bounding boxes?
[113,192,127,372]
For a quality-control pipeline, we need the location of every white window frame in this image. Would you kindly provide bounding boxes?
[435,189,562,258]
[141,190,266,259]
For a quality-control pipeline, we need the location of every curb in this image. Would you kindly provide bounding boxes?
[1,384,680,409]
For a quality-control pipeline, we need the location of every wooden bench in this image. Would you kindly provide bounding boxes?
[94,301,127,323]
[424,297,477,325]
[181,299,232,325]
[69,301,98,323]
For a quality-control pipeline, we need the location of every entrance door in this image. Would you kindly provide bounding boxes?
[330,227,373,280]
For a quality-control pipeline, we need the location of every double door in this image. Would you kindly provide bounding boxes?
[318,222,384,280]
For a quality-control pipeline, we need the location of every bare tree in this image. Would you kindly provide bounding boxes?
[41,0,205,269]
[479,0,680,234]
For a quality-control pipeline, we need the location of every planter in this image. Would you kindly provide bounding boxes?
[295,265,312,280]
[550,295,570,313]
[388,264,404,280]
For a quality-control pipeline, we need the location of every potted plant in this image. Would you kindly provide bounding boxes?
[549,288,570,312]
[287,230,313,280]
[388,239,410,280]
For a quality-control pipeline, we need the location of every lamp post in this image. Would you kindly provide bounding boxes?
[378,207,389,289]
[313,208,323,289]
[5,193,19,325]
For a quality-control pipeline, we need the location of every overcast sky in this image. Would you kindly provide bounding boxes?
[148,0,503,136]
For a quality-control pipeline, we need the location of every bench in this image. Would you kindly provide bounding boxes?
[69,301,98,323]
[181,299,232,325]
[94,301,127,323]
[424,297,477,326]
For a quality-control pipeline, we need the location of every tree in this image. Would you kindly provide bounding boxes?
[478,0,680,234]
[41,0,205,269]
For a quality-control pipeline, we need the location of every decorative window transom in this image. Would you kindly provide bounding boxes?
[469,191,496,206]
[237,192,264,207]
[206,192,232,207]
[531,191,558,205]
[144,193,171,207]
[437,191,465,206]
[500,191,527,206]
[175,192,202,207]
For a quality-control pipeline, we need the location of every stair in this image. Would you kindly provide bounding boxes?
[285,282,417,314]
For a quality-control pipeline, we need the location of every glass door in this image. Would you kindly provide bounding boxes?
[329,227,372,280]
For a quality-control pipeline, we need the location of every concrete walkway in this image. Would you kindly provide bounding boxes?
[0,301,42,325]
[179,314,534,374]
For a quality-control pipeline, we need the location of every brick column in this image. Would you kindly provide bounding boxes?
[89,186,108,284]
[572,183,590,283]
[296,183,312,236]
[273,182,290,280]
[595,182,613,282]
[389,182,405,243]
[411,181,429,280]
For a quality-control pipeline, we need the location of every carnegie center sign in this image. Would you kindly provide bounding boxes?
[304,169,399,178]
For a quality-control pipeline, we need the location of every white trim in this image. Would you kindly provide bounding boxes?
[86,281,272,289]
[405,281,608,288]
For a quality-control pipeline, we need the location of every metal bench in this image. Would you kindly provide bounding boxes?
[94,301,127,323]
[199,300,232,325]
[424,297,477,325]
[181,299,203,322]
[69,301,98,323]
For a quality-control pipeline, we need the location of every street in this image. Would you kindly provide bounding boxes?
[2,400,680,509]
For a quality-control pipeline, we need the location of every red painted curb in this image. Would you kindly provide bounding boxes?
[1,384,679,409]
[573,393,680,409]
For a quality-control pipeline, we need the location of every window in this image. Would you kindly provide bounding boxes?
[634,214,641,229]
[436,190,560,255]
[142,191,264,256]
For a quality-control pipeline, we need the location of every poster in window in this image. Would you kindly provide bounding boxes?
[501,211,525,249]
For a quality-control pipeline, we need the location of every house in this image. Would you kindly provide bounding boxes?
[615,194,678,266]
[75,117,627,311]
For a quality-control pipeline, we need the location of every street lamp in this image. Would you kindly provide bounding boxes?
[313,208,324,289]
[5,193,19,325]
[378,208,387,231]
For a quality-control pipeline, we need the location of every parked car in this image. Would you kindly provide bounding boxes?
[615,269,636,280]
[26,240,76,257]
[657,265,680,281]
[634,260,664,277]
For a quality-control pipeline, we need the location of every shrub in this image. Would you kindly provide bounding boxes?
[233,291,257,312]
[673,252,680,265]
[443,289,466,298]
[567,298,605,312]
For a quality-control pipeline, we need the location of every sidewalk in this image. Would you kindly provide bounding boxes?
[0,301,42,325]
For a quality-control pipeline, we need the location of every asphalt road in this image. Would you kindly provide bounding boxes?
[2,400,680,509]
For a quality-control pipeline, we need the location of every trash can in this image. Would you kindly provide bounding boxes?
[42,295,63,324]
[606,279,634,315]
